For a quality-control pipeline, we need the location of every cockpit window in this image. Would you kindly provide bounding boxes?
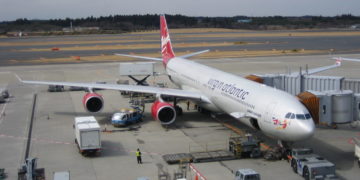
[290,113,295,119]
[296,114,306,120]
[305,114,311,119]
[285,112,291,118]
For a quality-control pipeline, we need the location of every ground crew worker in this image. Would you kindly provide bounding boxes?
[136,148,142,164]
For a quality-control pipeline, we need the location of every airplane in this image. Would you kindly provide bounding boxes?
[19,15,322,144]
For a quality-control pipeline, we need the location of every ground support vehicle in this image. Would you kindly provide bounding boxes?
[0,89,9,103]
[17,158,45,180]
[48,85,64,92]
[234,169,261,180]
[53,171,70,180]
[289,148,337,180]
[354,137,360,168]
[111,106,143,127]
[263,146,285,160]
[229,135,261,158]
[74,116,101,156]
[0,168,6,179]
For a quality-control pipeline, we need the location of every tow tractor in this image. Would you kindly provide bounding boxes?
[111,106,143,127]
[289,148,338,180]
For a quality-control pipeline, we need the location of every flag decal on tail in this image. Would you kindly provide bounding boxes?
[160,15,175,67]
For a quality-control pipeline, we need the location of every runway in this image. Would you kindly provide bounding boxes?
[1,30,360,66]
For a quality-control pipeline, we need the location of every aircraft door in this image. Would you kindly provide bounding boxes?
[265,102,278,124]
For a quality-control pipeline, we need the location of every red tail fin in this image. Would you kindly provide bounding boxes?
[160,15,175,66]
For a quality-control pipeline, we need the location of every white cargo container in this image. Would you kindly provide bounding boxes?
[119,62,155,76]
[74,116,101,156]
[53,171,70,180]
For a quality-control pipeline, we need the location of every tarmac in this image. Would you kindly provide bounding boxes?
[1,30,360,65]
[0,53,360,179]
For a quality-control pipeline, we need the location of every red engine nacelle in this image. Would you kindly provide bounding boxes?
[82,93,104,112]
[151,101,176,125]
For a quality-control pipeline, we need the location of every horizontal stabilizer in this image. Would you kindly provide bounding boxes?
[180,50,209,59]
[115,53,162,61]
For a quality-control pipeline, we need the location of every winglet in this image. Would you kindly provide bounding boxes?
[160,15,175,67]
[334,57,342,66]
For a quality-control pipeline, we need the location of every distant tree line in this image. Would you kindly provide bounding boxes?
[1,14,360,35]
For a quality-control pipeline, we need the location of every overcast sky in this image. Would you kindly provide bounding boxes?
[1,0,360,21]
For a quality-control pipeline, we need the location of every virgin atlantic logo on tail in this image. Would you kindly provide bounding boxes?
[161,35,170,54]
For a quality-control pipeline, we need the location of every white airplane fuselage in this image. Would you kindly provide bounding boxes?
[166,57,315,142]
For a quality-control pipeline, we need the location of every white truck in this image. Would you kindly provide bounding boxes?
[354,137,360,168]
[234,169,260,180]
[74,116,101,156]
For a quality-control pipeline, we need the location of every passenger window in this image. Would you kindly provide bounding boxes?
[290,113,295,119]
[305,114,311,119]
[296,114,305,120]
[285,112,291,118]
[358,102,360,110]
[322,105,326,114]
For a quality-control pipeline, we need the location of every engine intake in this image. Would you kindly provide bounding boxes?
[151,101,176,125]
[82,93,103,112]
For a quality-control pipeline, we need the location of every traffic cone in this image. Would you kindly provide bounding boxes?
[195,174,199,180]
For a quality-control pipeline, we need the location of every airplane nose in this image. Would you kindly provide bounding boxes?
[293,119,315,141]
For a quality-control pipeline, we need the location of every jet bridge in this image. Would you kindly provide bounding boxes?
[298,90,356,126]
[250,74,344,95]
[246,74,360,126]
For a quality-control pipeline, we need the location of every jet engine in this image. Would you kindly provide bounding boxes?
[82,93,103,112]
[151,100,176,125]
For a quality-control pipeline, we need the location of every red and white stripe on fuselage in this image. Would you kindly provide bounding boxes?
[160,15,175,67]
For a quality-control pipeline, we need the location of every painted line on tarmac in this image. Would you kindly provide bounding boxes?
[0,133,162,156]
[0,103,8,125]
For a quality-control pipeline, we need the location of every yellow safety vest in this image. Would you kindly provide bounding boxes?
[136,151,141,157]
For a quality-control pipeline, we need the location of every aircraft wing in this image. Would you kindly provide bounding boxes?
[332,57,360,62]
[294,63,341,75]
[18,77,211,103]
[290,58,342,76]
[290,57,360,76]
